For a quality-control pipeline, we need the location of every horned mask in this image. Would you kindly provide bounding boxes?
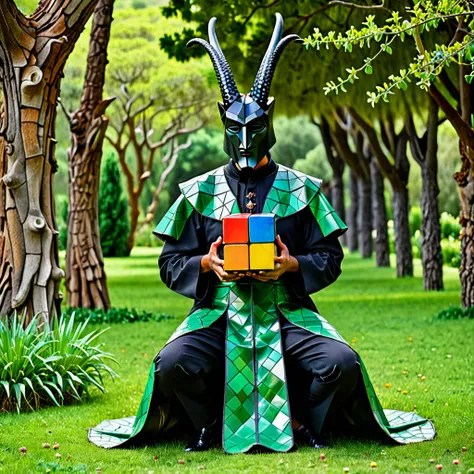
[188,13,302,169]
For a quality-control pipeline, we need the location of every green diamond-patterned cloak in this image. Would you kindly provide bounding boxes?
[88,165,435,453]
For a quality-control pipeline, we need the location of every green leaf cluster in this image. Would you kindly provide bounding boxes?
[305,1,474,106]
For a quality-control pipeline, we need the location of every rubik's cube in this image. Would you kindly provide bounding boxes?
[223,213,276,272]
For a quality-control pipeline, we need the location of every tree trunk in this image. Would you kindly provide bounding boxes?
[357,177,372,258]
[392,187,413,277]
[331,166,347,246]
[127,197,139,255]
[460,215,474,308]
[420,165,443,290]
[0,0,98,322]
[370,159,390,267]
[347,170,359,253]
[457,147,474,307]
[418,100,443,290]
[428,46,474,305]
[348,108,413,277]
[66,0,114,309]
[318,116,347,246]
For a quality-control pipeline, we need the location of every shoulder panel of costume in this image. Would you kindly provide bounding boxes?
[263,165,322,217]
[308,191,348,237]
[178,166,239,220]
[264,165,347,236]
[153,194,194,241]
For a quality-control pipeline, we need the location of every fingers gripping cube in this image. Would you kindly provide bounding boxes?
[223,213,276,272]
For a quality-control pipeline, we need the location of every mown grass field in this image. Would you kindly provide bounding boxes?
[1,248,473,473]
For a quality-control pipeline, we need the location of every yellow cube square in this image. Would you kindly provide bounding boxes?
[249,243,275,271]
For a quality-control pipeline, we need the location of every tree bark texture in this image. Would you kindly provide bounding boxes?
[420,164,443,290]
[428,26,474,306]
[459,216,474,307]
[66,0,114,309]
[317,116,347,246]
[370,159,390,267]
[357,177,372,258]
[0,0,98,322]
[349,108,413,277]
[392,131,413,278]
[347,170,359,253]
[407,99,443,290]
[392,187,413,278]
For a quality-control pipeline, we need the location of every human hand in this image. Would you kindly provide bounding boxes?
[201,236,242,282]
[250,235,299,282]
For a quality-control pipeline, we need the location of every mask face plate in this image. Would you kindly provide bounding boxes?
[218,95,276,169]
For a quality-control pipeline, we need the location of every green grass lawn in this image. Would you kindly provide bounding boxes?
[1,248,473,473]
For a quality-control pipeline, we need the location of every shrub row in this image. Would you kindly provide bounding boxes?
[62,306,175,324]
[436,306,474,320]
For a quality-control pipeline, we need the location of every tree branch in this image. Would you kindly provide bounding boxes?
[330,114,367,181]
[405,111,425,167]
[429,83,474,155]
[143,137,192,225]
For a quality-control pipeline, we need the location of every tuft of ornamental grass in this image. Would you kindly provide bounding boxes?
[0,312,118,413]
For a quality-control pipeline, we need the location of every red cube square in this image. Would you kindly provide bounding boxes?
[223,213,250,244]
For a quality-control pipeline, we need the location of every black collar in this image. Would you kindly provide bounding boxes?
[224,158,278,183]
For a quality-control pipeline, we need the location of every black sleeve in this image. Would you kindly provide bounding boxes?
[283,207,345,297]
[158,210,212,300]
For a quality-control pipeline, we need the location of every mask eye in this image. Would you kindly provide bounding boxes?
[227,125,241,134]
[251,124,266,133]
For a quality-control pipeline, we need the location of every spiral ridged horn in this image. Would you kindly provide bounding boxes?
[187,19,240,107]
[250,13,302,107]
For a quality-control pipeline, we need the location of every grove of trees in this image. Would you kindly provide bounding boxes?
[0,0,472,322]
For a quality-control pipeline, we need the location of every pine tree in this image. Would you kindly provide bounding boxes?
[99,155,130,257]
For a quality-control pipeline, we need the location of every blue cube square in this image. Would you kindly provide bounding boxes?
[249,214,275,243]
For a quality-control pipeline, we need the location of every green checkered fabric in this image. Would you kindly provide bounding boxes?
[224,283,293,453]
[88,365,156,448]
[153,165,347,240]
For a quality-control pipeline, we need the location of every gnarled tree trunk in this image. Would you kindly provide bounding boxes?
[370,158,390,267]
[65,0,115,309]
[0,0,98,322]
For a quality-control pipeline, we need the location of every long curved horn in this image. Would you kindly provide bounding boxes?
[250,14,302,107]
[187,20,240,107]
[208,17,224,59]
